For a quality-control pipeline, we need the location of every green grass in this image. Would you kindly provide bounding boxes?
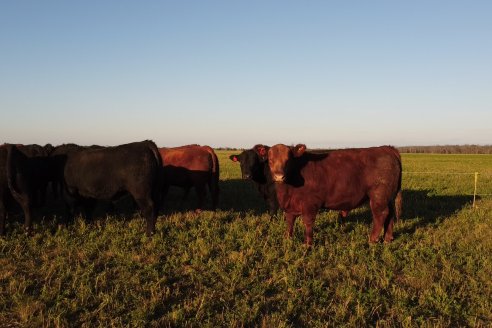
[1,153,491,327]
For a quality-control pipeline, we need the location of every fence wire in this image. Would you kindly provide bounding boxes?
[402,171,492,207]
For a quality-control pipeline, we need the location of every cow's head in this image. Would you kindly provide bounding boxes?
[229,145,269,180]
[268,144,306,183]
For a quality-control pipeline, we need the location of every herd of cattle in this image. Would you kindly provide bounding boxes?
[0,141,402,244]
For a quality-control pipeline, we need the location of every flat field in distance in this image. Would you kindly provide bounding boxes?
[1,152,491,327]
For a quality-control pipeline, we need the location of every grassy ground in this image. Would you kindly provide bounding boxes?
[1,152,491,327]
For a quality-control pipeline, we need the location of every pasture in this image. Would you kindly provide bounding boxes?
[1,152,491,327]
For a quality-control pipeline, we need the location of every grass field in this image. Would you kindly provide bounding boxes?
[1,152,491,327]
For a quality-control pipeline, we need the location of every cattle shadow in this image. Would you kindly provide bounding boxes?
[337,189,474,237]
[217,179,270,215]
[395,189,475,236]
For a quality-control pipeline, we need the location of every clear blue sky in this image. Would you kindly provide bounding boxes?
[1,1,491,148]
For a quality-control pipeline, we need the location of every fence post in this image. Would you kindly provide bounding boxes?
[473,172,478,208]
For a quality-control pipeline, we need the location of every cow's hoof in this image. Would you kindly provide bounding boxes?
[368,237,380,244]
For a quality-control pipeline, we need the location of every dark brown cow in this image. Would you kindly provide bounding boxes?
[229,145,279,215]
[268,144,402,245]
[159,145,219,211]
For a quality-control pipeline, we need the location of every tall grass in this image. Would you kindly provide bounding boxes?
[1,153,491,327]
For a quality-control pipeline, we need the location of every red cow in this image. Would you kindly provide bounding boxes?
[159,145,219,211]
[268,144,402,245]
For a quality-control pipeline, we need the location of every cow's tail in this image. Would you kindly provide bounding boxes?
[394,148,403,222]
[395,189,402,222]
[204,146,220,209]
[146,140,163,214]
[144,140,162,168]
[6,144,23,201]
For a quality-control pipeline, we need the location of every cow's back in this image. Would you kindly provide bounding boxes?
[64,141,160,199]
[159,146,212,172]
[292,146,401,211]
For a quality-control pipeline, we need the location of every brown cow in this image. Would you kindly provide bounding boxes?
[268,144,402,245]
[159,145,219,211]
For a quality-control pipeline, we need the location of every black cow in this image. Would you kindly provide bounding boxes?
[0,147,13,235]
[61,140,161,236]
[49,143,104,198]
[4,144,59,234]
[229,145,279,215]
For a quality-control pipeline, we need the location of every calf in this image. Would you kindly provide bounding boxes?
[62,140,161,236]
[268,144,402,245]
[159,145,219,211]
[229,145,279,214]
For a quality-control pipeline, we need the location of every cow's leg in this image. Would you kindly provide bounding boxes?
[161,184,169,210]
[267,198,278,216]
[369,196,390,243]
[0,199,6,236]
[182,187,191,201]
[17,197,33,235]
[339,210,349,219]
[151,185,161,217]
[285,213,297,238]
[383,201,395,243]
[301,212,317,246]
[208,178,219,210]
[38,182,48,207]
[51,181,59,199]
[81,198,97,222]
[194,184,206,212]
[134,196,156,236]
[61,189,78,227]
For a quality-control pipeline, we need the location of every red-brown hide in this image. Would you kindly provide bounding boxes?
[158,145,219,210]
[268,144,402,245]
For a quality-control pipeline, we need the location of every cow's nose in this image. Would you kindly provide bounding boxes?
[272,174,285,182]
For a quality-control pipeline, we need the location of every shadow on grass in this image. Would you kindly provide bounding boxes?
[217,179,269,215]
[3,178,270,234]
[337,189,474,237]
[158,179,269,215]
[396,189,475,236]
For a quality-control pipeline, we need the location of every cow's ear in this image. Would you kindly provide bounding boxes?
[254,145,268,160]
[229,154,240,162]
[293,144,306,157]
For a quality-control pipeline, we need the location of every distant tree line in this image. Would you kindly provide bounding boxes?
[397,145,492,154]
[216,145,492,154]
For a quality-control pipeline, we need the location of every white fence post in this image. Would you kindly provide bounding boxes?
[473,172,478,208]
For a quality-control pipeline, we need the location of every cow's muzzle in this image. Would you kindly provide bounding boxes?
[272,174,285,182]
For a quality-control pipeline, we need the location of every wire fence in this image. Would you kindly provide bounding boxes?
[402,171,492,208]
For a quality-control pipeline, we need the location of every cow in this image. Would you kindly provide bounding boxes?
[229,145,279,215]
[0,147,12,235]
[229,145,350,218]
[61,140,162,236]
[49,143,104,198]
[3,144,60,234]
[158,145,219,212]
[268,144,402,245]
[2,143,55,207]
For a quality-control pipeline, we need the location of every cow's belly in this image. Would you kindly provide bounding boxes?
[324,190,368,211]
